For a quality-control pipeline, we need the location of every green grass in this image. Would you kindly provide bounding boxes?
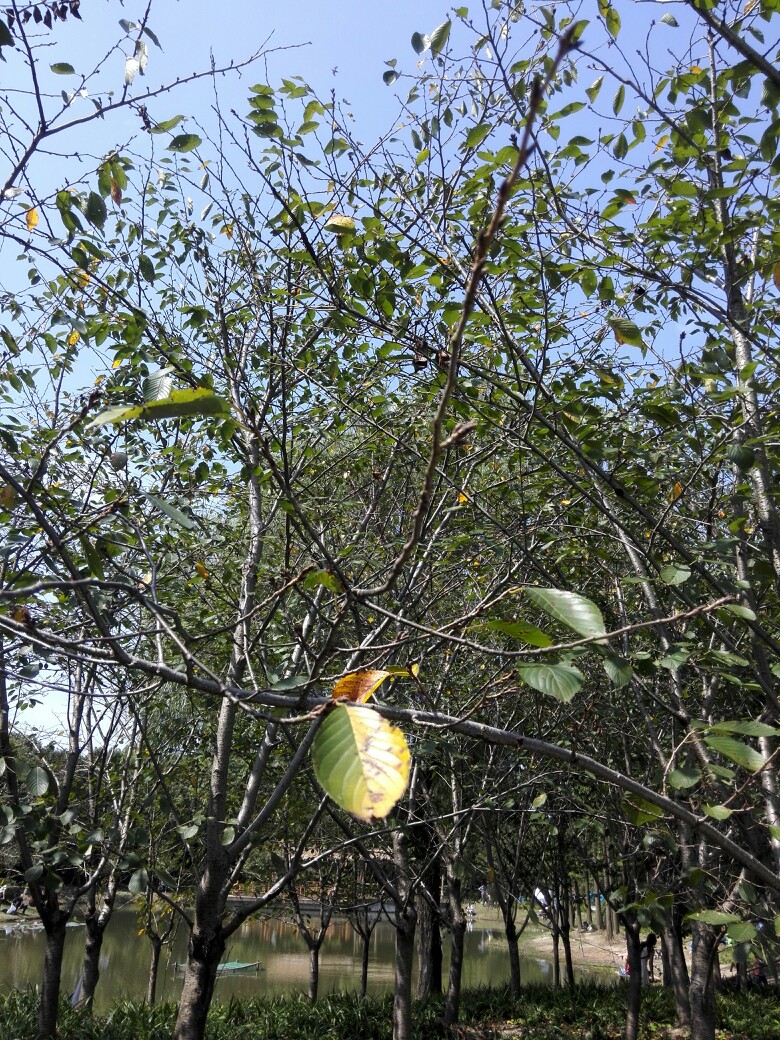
[0,983,777,1040]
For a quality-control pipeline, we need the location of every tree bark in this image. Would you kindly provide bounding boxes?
[360,932,370,999]
[624,921,642,1040]
[444,871,466,1025]
[661,912,691,1027]
[81,909,104,1009]
[392,830,417,1040]
[505,914,521,998]
[392,908,416,1040]
[37,913,68,1040]
[415,856,441,998]
[147,936,162,1005]
[172,922,226,1040]
[308,944,320,1003]
[689,921,718,1040]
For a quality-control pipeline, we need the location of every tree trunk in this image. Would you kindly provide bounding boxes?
[444,872,466,1025]
[689,921,718,1040]
[624,921,642,1040]
[360,932,370,999]
[392,908,416,1040]
[505,914,521,998]
[391,829,416,1040]
[80,909,105,1009]
[551,920,560,988]
[172,925,226,1040]
[308,944,320,1003]
[661,913,691,1027]
[415,858,441,998]
[37,914,68,1040]
[147,936,162,1005]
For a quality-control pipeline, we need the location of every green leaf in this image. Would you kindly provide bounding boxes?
[474,619,552,647]
[151,115,184,134]
[660,564,691,585]
[383,70,399,86]
[709,720,779,737]
[0,18,13,49]
[532,792,547,808]
[168,134,202,153]
[270,676,310,691]
[524,588,606,639]
[622,794,664,826]
[312,703,411,822]
[411,32,429,54]
[24,766,49,798]
[606,6,621,38]
[704,735,766,772]
[138,254,155,284]
[50,63,76,75]
[144,494,196,530]
[726,921,757,943]
[517,662,584,702]
[142,369,172,403]
[464,123,492,150]
[687,910,740,925]
[668,767,701,790]
[607,316,645,348]
[86,388,232,429]
[430,20,451,57]
[613,85,625,115]
[85,192,107,230]
[586,76,603,103]
[24,864,44,883]
[128,867,148,895]
[660,13,679,26]
[303,568,344,595]
[603,654,632,687]
[703,803,733,820]
[177,824,199,840]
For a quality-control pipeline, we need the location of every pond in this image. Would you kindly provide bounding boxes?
[0,905,584,1013]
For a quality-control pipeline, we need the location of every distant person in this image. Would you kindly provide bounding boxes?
[640,933,657,984]
[19,891,30,915]
[478,883,488,904]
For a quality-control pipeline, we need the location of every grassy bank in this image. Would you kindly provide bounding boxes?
[1,983,777,1039]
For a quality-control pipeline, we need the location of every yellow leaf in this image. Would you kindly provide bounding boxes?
[654,135,670,153]
[112,358,123,369]
[223,224,234,238]
[669,481,684,502]
[75,271,91,287]
[195,562,209,580]
[410,662,420,677]
[560,499,571,506]
[773,261,780,291]
[690,65,702,73]
[458,491,469,504]
[26,208,39,231]
[110,178,123,205]
[333,670,392,704]
[67,330,80,347]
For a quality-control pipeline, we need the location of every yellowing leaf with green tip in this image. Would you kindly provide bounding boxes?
[312,703,410,822]
[323,213,355,234]
[333,669,392,703]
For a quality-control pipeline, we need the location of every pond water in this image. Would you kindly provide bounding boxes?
[0,905,578,1013]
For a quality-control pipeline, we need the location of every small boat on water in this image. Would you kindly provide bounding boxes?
[174,960,263,974]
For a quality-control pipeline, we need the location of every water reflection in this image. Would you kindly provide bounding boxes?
[0,907,569,1014]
